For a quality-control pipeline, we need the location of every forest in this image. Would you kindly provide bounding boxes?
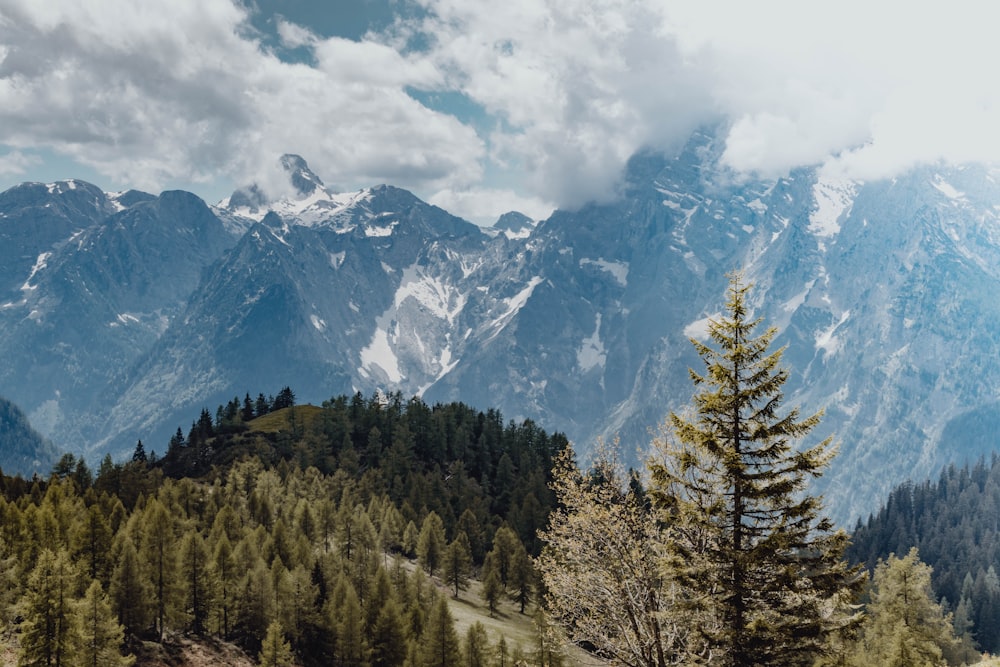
[850,454,1000,655]
[0,392,567,666]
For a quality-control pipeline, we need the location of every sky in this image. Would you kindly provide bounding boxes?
[1,1,1000,226]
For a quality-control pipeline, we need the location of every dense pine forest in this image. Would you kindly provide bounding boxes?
[0,391,568,666]
[850,454,1000,655]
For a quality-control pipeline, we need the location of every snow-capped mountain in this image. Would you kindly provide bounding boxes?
[3,137,1000,522]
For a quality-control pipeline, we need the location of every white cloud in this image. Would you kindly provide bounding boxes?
[0,0,483,200]
[3,0,1000,211]
[428,186,554,227]
[0,149,40,177]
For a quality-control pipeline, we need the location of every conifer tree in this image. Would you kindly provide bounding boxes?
[140,499,177,641]
[109,536,150,639]
[650,272,861,667]
[19,549,79,667]
[417,594,462,667]
[212,533,237,638]
[177,531,212,634]
[258,621,295,667]
[848,548,959,666]
[480,559,504,618]
[335,581,370,666]
[417,511,446,577]
[71,505,113,587]
[443,533,472,598]
[370,598,408,667]
[77,580,134,667]
[508,540,533,614]
[464,622,490,667]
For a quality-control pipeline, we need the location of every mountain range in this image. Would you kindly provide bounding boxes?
[2,127,999,522]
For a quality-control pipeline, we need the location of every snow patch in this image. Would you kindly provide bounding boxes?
[809,178,857,241]
[684,313,719,341]
[359,327,403,384]
[365,220,397,237]
[256,187,375,229]
[577,313,607,371]
[782,280,815,312]
[111,313,140,327]
[816,310,851,356]
[484,277,543,341]
[931,175,965,201]
[21,252,51,293]
[310,314,327,332]
[394,265,466,324]
[503,227,532,240]
[579,258,629,287]
[329,251,345,269]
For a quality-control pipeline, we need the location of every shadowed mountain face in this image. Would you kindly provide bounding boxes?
[3,141,999,522]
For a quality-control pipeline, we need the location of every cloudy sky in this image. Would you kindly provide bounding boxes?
[1,1,998,225]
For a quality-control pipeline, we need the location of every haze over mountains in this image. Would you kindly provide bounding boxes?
[2,127,999,522]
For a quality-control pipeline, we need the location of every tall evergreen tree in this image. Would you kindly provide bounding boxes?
[109,536,150,639]
[443,533,472,598]
[370,598,408,667]
[19,549,79,667]
[177,531,212,634]
[417,511,446,577]
[140,499,176,641]
[258,621,295,667]
[848,548,959,667]
[417,595,462,667]
[649,272,861,667]
[77,580,134,667]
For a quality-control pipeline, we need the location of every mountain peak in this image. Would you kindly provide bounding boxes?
[280,154,324,196]
[494,211,536,239]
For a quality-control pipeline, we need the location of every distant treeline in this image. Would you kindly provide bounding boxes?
[850,454,1000,653]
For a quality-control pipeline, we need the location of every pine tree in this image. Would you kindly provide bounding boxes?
[417,511,446,577]
[77,580,134,667]
[649,272,861,667]
[334,581,369,666]
[177,531,212,634]
[370,598,408,667]
[213,533,237,638]
[849,548,959,666]
[258,621,295,667]
[480,559,504,618]
[19,549,80,667]
[70,504,113,586]
[140,499,176,641]
[417,595,462,667]
[508,540,533,614]
[109,536,150,639]
[443,533,472,598]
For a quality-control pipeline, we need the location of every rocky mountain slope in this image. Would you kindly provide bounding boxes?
[2,130,999,521]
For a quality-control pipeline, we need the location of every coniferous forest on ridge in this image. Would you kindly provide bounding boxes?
[0,392,565,666]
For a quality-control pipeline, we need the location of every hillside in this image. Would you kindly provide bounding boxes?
[0,395,573,666]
